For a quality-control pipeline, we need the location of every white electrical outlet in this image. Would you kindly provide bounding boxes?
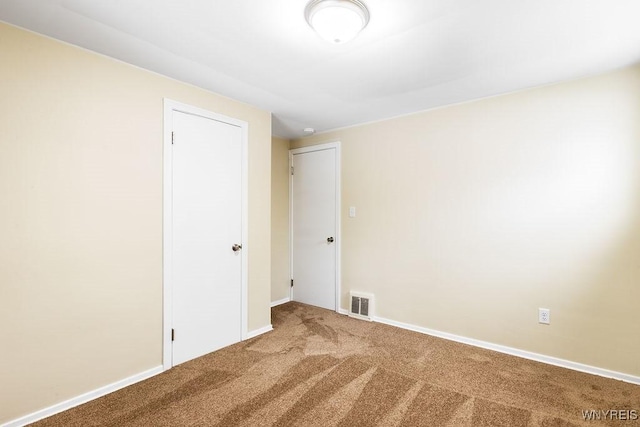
[539,308,550,325]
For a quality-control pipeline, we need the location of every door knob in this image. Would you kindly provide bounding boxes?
[327,237,334,243]
[232,244,242,252]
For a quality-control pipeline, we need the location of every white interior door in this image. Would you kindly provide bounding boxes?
[171,110,243,366]
[291,145,339,310]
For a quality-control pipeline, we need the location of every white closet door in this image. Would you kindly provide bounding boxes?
[291,147,337,310]
[172,110,242,365]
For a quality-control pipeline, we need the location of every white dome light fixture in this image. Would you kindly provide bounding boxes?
[305,0,370,44]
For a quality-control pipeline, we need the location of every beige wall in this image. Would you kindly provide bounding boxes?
[271,136,291,303]
[292,65,640,377]
[0,22,271,424]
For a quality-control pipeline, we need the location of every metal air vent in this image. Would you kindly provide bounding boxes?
[349,291,374,321]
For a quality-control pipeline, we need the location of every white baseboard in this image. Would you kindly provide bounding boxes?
[270,297,291,307]
[336,306,639,385]
[372,315,640,386]
[247,324,273,339]
[3,365,163,427]
[5,323,271,426]
[8,311,636,427]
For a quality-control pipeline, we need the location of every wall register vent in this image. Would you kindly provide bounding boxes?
[349,291,374,321]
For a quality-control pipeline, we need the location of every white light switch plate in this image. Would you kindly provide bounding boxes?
[349,207,356,218]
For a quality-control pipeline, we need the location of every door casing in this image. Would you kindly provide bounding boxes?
[289,141,341,312]
[163,99,249,370]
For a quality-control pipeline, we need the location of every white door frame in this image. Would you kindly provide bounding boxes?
[163,99,249,370]
[289,141,341,312]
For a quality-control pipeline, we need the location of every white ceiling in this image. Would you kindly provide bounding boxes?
[1,0,640,138]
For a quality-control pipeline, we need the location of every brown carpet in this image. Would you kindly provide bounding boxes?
[33,302,639,426]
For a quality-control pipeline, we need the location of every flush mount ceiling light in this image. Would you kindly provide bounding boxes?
[305,0,370,44]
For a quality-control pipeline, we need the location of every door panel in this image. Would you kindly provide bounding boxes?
[291,148,337,310]
[172,111,242,365]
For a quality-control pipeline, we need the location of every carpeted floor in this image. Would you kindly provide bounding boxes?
[33,302,639,426]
